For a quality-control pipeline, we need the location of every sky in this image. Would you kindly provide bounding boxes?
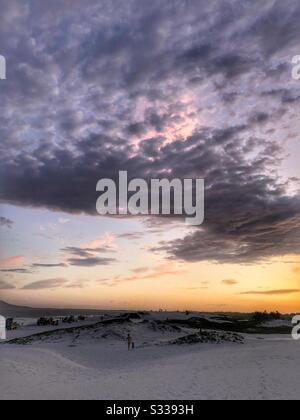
[0,0,299,313]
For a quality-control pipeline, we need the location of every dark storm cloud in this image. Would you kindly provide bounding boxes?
[155,193,300,263]
[0,0,299,264]
[248,1,300,57]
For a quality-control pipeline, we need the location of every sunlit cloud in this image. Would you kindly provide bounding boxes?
[0,256,26,269]
[81,233,117,251]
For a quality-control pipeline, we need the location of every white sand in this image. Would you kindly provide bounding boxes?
[1,324,299,400]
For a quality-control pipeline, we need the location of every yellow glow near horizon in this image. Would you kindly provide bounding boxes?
[2,256,299,314]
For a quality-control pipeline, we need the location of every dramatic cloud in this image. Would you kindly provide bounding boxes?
[0,217,14,228]
[240,289,300,296]
[0,0,299,264]
[155,197,300,263]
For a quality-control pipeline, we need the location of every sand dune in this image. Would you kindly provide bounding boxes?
[0,311,299,400]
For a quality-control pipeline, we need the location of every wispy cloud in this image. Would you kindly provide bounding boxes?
[131,267,150,275]
[67,257,116,267]
[110,262,186,284]
[22,278,68,290]
[118,232,144,241]
[58,218,71,225]
[61,236,117,267]
[222,279,239,286]
[0,217,14,229]
[0,280,16,290]
[0,268,31,274]
[0,256,26,270]
[81,233,117,251]
[64,280,89,289]
[240,289,300,296]
[32,263,67,268]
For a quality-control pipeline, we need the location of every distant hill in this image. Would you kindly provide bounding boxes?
[0,300,112,318]
[0,301,37,318]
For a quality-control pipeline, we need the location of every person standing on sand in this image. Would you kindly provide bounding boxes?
[127,333,133,351]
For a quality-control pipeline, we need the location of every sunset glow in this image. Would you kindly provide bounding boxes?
[0,0,299,315]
